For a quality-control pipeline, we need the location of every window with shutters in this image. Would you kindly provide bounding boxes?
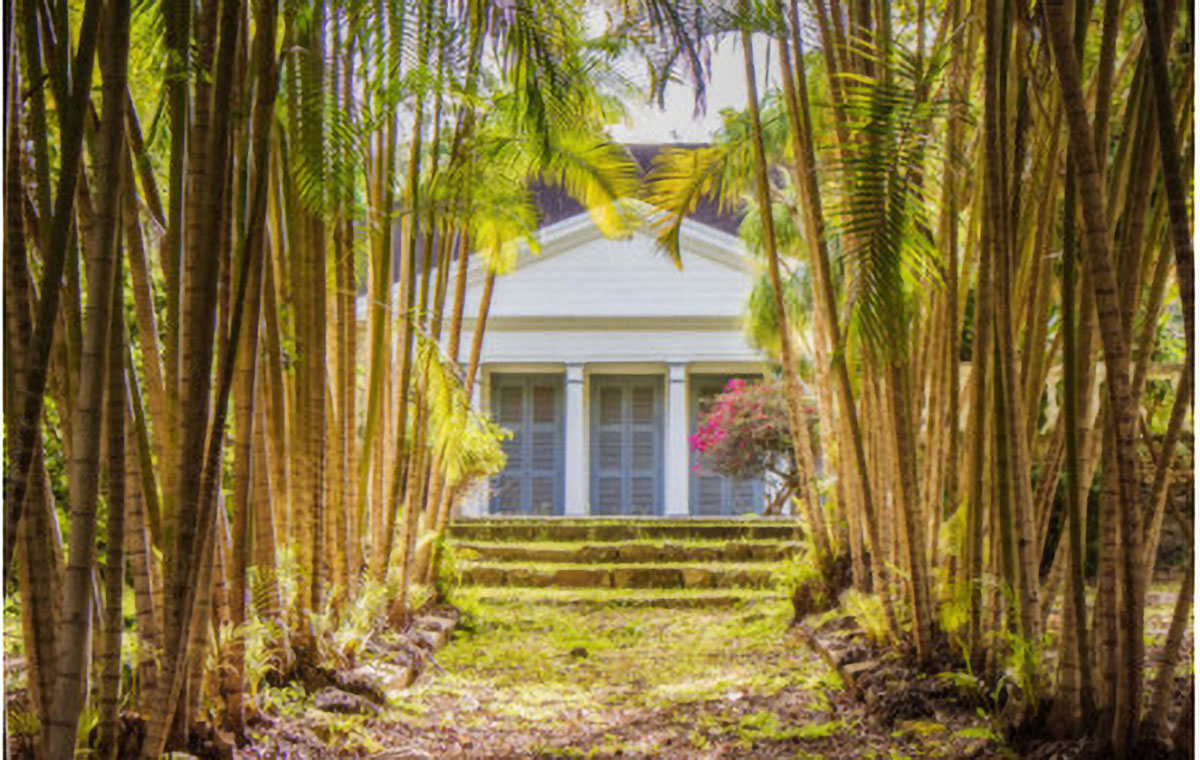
[590,375,664,515]
[488,374,565,515]
[689,374,766,515]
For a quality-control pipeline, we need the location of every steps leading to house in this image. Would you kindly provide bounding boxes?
[447,516,804,543]
[448,517,802,608]
[453,587,783,609]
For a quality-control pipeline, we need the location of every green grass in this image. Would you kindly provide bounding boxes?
[451,586,788,607]
[425,592,805,717]
[451,538,804,550]
[452,515,795,524]
[457,560,783,573]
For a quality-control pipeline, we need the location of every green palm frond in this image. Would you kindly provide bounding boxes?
[744,266,812,360]
[643,93,790,265]
[644,145,731,265]
[414,332,508,488]
[826,40,946,360]
[534,132,639,237]
[463,175,541,274]
[606,0,712,108]
[489,0,589,150]
[739,198,805,260]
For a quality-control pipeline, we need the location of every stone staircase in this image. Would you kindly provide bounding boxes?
[447,516,803,608]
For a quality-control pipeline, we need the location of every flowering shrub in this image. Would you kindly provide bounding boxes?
[689,378,810,484]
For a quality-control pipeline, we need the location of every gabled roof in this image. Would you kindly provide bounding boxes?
[529,143,746,237]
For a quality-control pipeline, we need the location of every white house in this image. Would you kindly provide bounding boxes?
[456,145,769,518]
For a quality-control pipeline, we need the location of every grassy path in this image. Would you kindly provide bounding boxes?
[271,592,1002,759]
[239,578,1194,758]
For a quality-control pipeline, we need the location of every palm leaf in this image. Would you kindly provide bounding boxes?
[825,41,946,360]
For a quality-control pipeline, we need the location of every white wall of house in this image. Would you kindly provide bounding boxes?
[455,213,767,517]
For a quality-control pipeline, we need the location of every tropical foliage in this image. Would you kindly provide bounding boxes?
[2,0,653,755]
[645,0,1194,753]
[1,0,1194,755]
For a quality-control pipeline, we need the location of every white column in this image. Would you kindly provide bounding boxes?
[664,363,690,515]
[462,371,488,517]
[564,363,588,515]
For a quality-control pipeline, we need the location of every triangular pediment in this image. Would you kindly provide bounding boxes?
[463,212,757,322]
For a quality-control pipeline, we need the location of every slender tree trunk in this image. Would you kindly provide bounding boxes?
[144,0,245,749]
[776,0,898,635]
[1141,0,1194,364]
[4,0,105,577]
[261,227,291,541]
[740,16,829,563]
[123,162,171,476]
[124,405,161,708]
[44,0,130,752]
[1140,366,1191,578]
[465,270,497,398]
[381,2,430,582]
[1055,152,1093,729]
[1044,1,1145,749]
[99,261,127,759]
[225,0,278,730]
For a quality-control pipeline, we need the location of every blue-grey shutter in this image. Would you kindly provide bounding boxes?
[628,384,660,515]
[493,384,525,513]
[490,374,564,515]
[528,380,561,515]
[689,375,766,515]
[590,376,664,515]
[593,384,625,515]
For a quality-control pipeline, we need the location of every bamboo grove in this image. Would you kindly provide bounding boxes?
[1,0,1194,757]
[643,0,1193,754]
[1,0,683,754]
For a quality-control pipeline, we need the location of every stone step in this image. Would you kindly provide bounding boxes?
[456,561,779,590]
[453,586,789,609]
[448,517,803,543]
[451,539,802,564]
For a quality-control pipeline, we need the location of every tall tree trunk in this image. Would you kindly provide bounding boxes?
[6,43,64,749]
[1055,145,1093,728]
[381,1,431,582]
[1044,1,1145,749]
[4,0,105,577]
[1140,0,1194,365]
[225,0,278,730]
[144,0,245,749]
[123,162,171,479]
[44,0,130,751]
[776,0,899,635]
[740,15,829,564]
[124,401,161,709]
[99,260,127,759]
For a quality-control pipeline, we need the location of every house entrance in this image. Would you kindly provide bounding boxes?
[489,374,565,515]
[589,375,664,515]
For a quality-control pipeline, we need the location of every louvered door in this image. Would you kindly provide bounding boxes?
[689,375,765,515]
[590,375,663,515]
[489,374,564,515]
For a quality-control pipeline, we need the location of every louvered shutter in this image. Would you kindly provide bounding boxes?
[590,376,663,515]
[688,375,766,515]
[628,386,658,515]
[489,374,564,515]
[528,381,560,515]
[593,385,625,515]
